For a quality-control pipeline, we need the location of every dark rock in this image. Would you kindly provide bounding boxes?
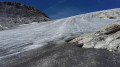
[105,24,120,35]
[117,37,120,39]
[109,17,116,19]
[65,37,76,42]
[76,43,84,47]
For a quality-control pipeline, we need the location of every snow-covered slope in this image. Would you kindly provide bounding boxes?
[0,8,120,64]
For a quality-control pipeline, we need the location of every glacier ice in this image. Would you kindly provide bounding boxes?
[0,8,120,66]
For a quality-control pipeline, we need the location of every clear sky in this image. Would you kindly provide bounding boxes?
[0,0,120,19]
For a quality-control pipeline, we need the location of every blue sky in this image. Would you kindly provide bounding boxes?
[0,0,120,19]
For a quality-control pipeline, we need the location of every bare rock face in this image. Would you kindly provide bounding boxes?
[71,20,120,53]
[96,24,120,35]
[0,1,51,30]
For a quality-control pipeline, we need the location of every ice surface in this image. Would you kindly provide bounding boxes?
[0,8,120,63]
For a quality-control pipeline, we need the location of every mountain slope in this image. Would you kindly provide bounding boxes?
[1,8,120,67]
[0,1,51,30]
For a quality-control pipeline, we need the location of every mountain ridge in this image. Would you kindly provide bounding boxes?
[0,1,50,18]
[0,1,51,30]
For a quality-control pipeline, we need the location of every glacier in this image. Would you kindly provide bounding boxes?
[0,8,120,66]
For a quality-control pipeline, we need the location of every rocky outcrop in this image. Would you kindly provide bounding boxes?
[99,24,120,34]
[93,11,120,19]
[0,1,51,30]
[71,20,120,53]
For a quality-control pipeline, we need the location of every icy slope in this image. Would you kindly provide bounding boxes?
[0,8,120,62]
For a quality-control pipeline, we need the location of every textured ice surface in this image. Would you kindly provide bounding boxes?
[0,8,120,61]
